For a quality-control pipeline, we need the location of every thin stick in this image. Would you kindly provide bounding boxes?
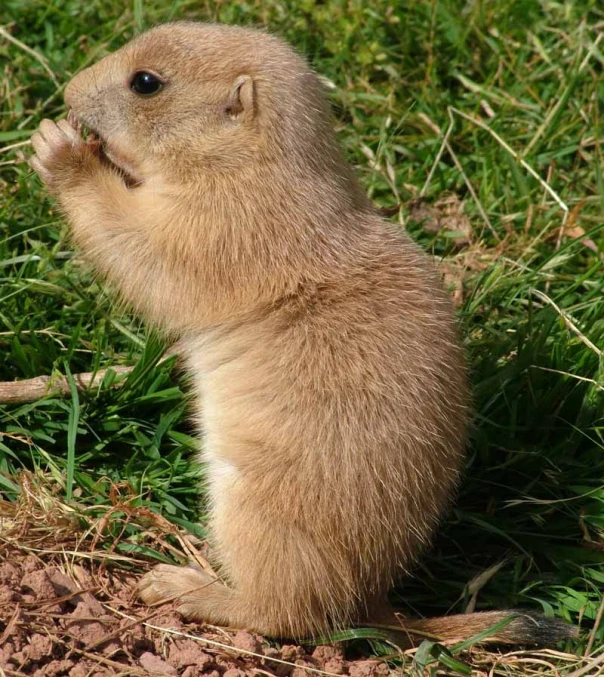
[0,366,134,405]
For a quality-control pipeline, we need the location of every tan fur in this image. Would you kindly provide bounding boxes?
[29,22,572,644]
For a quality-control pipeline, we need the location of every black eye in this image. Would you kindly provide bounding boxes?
[129,71,163,96]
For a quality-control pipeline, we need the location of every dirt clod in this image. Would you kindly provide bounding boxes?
[233,630,262,654]
[140,650,179,674]
[348,660,390,677]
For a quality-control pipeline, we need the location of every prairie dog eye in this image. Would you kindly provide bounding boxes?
[130,71,164,96]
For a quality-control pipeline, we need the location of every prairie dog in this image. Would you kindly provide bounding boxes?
[30,22,574,645]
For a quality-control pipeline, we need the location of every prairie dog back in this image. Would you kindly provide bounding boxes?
[31,21,472,639]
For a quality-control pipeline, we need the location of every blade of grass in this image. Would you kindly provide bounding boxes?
[64,362,80,502]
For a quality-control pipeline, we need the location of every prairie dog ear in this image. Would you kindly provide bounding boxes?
[225,75,255,120]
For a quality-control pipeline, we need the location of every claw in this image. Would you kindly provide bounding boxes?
[67,109,80,131]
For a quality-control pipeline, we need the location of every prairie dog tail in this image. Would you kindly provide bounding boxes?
[397,610,577,646]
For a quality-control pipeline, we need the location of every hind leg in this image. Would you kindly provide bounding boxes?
[138,489,359,637]
[138,564,271,632]
[138,554,342,638]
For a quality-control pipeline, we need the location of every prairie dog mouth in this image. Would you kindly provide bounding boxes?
[67,110,141,187]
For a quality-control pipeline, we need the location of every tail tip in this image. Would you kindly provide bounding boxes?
[502,612,578,645]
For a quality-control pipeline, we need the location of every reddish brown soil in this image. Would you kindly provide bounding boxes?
[0,548,390,677]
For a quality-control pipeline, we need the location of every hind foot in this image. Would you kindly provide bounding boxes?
[138,563,219,608]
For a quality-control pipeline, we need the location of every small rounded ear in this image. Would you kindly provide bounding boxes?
[225,75,255,120]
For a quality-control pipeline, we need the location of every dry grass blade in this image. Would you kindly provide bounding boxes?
[584,596,604,658]
[448,107,569,216]
[0,605,21,647]
[530,289,603,358]
[0,26,60,87]
[565,649,604,677]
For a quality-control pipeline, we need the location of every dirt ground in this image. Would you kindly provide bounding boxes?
[0,545,393,677]
[0,475,595,677]
[0,475,395,677]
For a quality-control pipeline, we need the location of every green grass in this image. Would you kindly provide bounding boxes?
[1,0,603,669]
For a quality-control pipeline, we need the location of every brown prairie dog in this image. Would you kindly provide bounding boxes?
[30,22,574,645]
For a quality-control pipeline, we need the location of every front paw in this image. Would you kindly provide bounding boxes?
[30,119,98,191]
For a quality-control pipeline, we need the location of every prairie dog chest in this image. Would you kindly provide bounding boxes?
[185,339,244,511]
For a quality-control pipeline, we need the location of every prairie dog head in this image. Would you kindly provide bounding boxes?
[65,22,341,184]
